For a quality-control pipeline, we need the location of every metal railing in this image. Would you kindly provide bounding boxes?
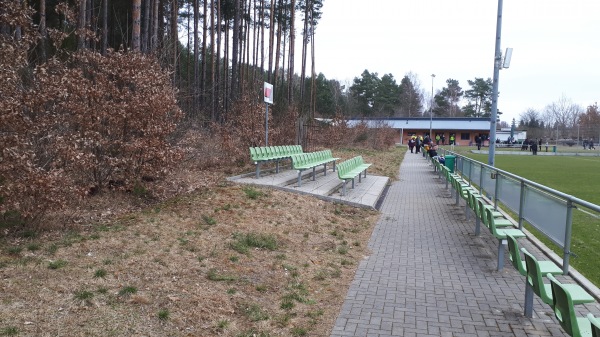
[442,150,600,274]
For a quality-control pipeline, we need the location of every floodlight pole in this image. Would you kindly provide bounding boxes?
[488,0,503,167]
[430,74,435,138]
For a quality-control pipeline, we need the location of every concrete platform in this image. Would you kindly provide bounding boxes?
[228,165,389,209]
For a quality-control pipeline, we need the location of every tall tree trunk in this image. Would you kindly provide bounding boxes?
[287,0,295,104]
[142,0,151,52]
[252,0,259,83]
[256,0,266,75]
[267,0,275,82]
[202,0,208,106]
[259,0,265,76]
[39,0,47,62]
[230,0,240,102]
[216,0,222,121]
[223,21,229,116]
[101,0,108,54]
[300,0,309,112]
[132,0,141,51]
[86,0,92,48]
[310,9,316,118]
[280,31,286,93]
[172,0,178,85]
[152,0,159,51]
[242,0,250,93]
[211,0,217,121]
[77,0,87,50]
[158,0,165,52]
[186,4,192,115]
[273,0,283,87]
[193,0,199,113]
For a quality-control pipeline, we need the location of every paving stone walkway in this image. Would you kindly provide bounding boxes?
[329,151,597,337]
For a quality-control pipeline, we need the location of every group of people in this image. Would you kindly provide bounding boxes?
[407,135,445,164]
[408,134,456,154]
[521,138,543,154]
[407,135,423,154]
[583,138,596,150]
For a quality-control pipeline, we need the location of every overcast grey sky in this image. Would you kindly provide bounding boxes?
[312,0,600,123]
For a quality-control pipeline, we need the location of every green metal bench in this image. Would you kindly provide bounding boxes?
[337,156,372,196]
[484,207,526,271]
[249,145,303,178]
[548,273,596,337]
[506,234,562,278]
[290,149,339,187]
[522,248,594,318]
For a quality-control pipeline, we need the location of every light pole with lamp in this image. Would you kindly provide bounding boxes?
[430,74,435,139]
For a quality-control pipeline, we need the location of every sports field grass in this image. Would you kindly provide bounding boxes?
[461,151,600,287]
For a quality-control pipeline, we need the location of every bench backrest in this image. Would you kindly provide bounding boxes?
[547,273,582,337]
[479,200,493,228]
[506,234,527,276]
[522,248,553,305]
[485,208,504,235]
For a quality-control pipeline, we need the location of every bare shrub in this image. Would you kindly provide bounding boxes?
[24,50,183,191]
[216,95,298,165]
[311,116,396,151]
[0,2,70,225]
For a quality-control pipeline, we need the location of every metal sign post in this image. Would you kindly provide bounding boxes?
[264,82,273,146]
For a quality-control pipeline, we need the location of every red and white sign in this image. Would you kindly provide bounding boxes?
[264,82,273,104]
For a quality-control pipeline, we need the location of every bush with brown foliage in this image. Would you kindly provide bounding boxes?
[1,3,182,228]
[217,94,300,165]
[0,1,69,224]
[306,116,397,151]
[24,50,183,191]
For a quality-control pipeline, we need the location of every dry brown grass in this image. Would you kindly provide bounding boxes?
[0,146,405,337]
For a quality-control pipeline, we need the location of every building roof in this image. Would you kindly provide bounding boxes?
[346,117,491,131]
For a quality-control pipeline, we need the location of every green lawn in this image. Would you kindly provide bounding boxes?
[466,154,600,203]
[461,151,600,287]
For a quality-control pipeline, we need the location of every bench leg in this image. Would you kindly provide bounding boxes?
[312,167,316,181]
[358,173,362,183]
[323,164,327,176]
[497,239,506,271]
[475,217,481,236]
[351,178,355,189]
[455,189,460,205]
[297,171,302,187]
[333,162,336,172]
[465,203,470,221]
[275,160,280,173]
[342,180,347,196]
[524,280,534,318]
[255,162,261,179]
[363,170,367,178]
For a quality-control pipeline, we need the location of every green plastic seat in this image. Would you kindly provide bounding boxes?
[506,234,562,277]
[522,248,594,307]
[485,208,522,237]
[337,156,372,196]
[480,200,513,229]
[587,313,600,337]
[548,273,594,337]
[466,189,481,212]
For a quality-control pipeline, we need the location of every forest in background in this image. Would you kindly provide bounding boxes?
[1,0,401,230]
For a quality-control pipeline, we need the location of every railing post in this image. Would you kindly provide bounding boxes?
[518,180,526,230]
[563,200,574,275]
